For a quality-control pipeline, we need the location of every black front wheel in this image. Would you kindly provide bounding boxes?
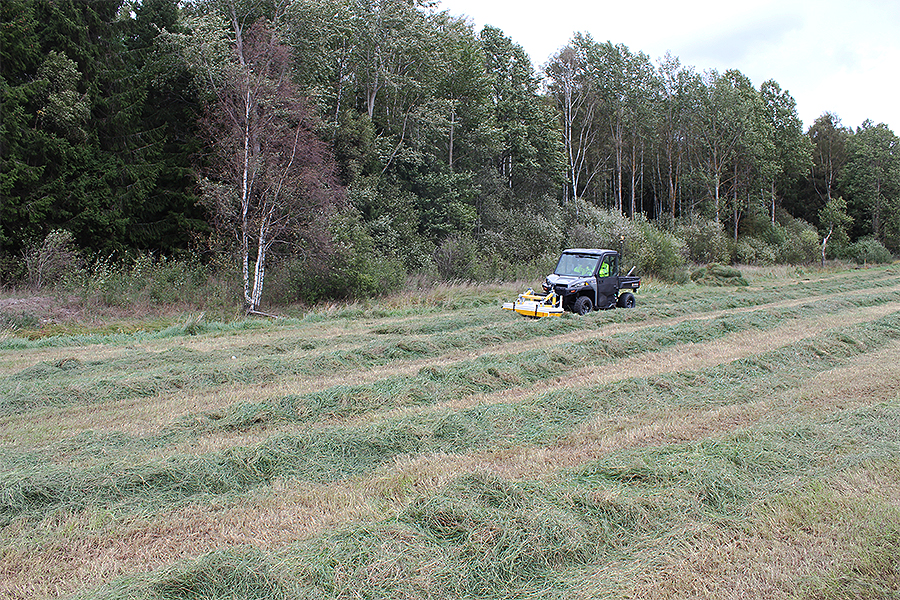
[617,292,636,308]
[573,295,594,315]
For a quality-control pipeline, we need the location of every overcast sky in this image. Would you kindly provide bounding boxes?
[436,0,900,133]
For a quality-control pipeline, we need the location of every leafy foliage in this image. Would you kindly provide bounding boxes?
[1,0,897,295]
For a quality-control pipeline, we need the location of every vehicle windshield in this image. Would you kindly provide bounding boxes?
[555,254,599,277]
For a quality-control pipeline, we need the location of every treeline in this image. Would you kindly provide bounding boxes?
[2,0,898,300]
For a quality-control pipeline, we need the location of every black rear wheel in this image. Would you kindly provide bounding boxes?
[573,295,593,315]
[617,292,636,308]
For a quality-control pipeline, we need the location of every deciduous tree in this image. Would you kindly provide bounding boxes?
[546,35,602,205]
[844,120,900,251]
[195,14,342,312]
[818,195,851,265]
[760,80,811,223]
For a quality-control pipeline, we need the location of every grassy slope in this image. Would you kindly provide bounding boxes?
[0,266,898,599]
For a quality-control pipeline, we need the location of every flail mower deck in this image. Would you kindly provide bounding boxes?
[501,288,564,318]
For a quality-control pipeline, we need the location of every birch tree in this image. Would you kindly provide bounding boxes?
[694,70,748,223]
[818,195,851,265]
[844,120,900,249]
[809,112,849,204]
[546,37,602,205]
[760,80,811,223]
[655,54,697,220]
[189,7,341,312]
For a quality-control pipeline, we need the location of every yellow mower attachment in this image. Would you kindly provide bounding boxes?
[502,288,564,318]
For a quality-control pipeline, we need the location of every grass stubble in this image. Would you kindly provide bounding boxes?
[0,265,898,599]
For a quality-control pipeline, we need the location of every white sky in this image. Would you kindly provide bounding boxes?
[436,0,900,133]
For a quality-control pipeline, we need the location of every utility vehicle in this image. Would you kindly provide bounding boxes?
[502,248,640,317]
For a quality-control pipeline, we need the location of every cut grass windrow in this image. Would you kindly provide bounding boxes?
[4,269,900,600]
[2,271,899,420]
[5,296,897,475]
[3,310,899,526]
[76,400,900,600]
[97,296,900,435]
[3,288,898,445]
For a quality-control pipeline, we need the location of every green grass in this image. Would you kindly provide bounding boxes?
[4,309,899,527]
[76,400,900,600]
[2,266,900,599]
[5,285,899,422]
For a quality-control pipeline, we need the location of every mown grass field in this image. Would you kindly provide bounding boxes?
[1,265,899,599]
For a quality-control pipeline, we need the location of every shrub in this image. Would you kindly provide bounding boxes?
[269,209,406,305]
[793,228,822,265]
[676,216,730,264]
[434,234,480,281]
[630,216,686,280]
[24,229,79,290]
[0,311,40,331]
[844,236,894,265]
[772,216,820,265]
[735,236,777,266]
[560,199,630,249]
[478,192,562,265]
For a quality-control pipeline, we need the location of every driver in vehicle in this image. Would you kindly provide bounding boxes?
[597,259,609,277]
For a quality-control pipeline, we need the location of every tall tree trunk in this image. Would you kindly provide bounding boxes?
[770,180,777,224]
[249,219,267,312]
[629,142,636,218]
[448,100,455,172]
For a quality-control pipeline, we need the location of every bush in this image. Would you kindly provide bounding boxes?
[560,199,630,249]
[24,229,79,289]
[0,311,40,331]
[55,252,234,311]
[269,209,406,305]
[434,234,480,281]
[735,236,777,266]
[500,211,562,264]
[771,216,820,265]
[676,216,730,264]
[630,216,686,280]
[558,202,690,280]
[478,191,562,265]
[794,228,822,265]
[844,236,894,265]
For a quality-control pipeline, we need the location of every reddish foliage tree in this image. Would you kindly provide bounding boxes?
[201,19,342,312]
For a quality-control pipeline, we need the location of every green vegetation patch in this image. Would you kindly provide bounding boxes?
[81,401,900,600]
[5,311,900,525]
